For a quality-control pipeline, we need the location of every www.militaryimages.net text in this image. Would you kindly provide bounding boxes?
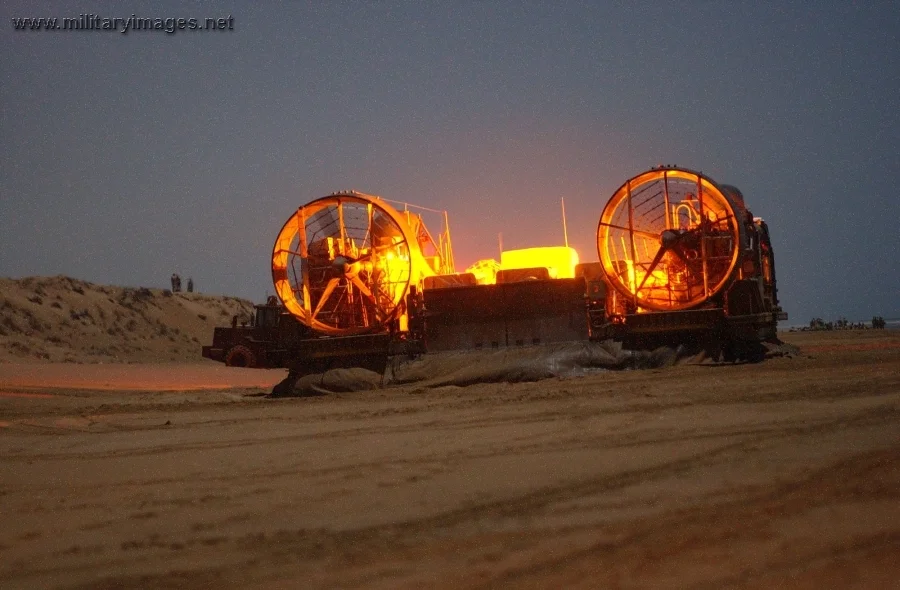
[11,14,234,34]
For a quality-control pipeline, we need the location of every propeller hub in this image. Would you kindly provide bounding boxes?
[660,229,681,248]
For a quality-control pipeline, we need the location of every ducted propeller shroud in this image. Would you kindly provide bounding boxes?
[272,192,417,335]
[597,167,749,312]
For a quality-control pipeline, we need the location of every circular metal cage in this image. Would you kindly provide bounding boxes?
[272,192,415,335]
[597,168,746,312]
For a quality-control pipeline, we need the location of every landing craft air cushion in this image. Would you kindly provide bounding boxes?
[202,166,786,373]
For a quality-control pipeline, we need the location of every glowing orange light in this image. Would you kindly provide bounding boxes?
[465,258,500,285]
[500,247,579,279]
[598,168,744,312]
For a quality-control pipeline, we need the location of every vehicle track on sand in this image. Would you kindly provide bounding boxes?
[0,331,898,589]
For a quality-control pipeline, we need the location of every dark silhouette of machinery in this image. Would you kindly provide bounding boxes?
[203,167,787,374]
[201,298,309,368]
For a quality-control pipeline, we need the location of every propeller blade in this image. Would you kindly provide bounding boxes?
[351,252,374,265]
[311,278,340,319]
[350,275,375,300]
[637,245,668,292]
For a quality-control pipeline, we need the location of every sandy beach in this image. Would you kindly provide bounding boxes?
[1,328,898,589]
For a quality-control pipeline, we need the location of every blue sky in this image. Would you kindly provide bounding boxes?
[2,1,898,323]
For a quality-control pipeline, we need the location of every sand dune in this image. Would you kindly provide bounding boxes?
[0,276,254,364]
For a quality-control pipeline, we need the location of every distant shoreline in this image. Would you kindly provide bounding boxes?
[780,319,899,331]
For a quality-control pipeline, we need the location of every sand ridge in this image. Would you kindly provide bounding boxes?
[0,276,254,364]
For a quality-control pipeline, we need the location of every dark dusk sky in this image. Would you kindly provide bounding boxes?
[2,1,898,324]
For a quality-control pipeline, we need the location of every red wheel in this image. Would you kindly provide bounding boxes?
[225,345,256,368]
